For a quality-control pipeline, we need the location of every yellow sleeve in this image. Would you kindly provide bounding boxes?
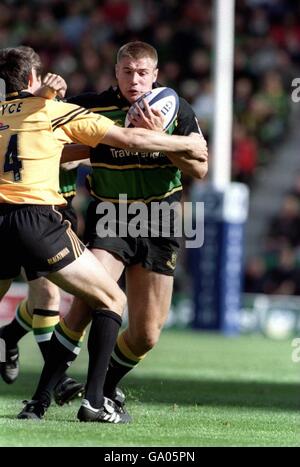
[54,127,73,144]
[61,113,115,147]
[46,99,115,147]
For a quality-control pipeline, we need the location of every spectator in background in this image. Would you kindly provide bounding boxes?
[268,194,300,249]
[232,122,258,185]
[263,246,300,295]
[192,80,213,138]
[244,256,267,294]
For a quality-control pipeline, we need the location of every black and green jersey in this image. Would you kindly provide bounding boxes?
[59,168,77,198]
[68,86,200,204]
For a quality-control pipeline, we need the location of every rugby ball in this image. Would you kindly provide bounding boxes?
[125,87,179,131]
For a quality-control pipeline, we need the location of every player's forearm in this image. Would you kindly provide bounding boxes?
[165,153,208,179]
[164,132,208,179]
[127,128,194,154]
[104,126,200,156]
[61,144,90,163]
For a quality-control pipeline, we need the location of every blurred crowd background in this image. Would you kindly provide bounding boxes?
[1,0,300,297]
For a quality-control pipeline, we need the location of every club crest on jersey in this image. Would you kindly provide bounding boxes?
[0,122,9,131]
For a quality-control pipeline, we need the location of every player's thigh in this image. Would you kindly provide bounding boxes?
[19,205,85,280]
[47,248,126,315]
[90,248,125,282]
[126,264,174,335]
[27,277,61,312]
[62,248,126,331]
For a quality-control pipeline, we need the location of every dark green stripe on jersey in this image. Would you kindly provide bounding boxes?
[88,165,182,202]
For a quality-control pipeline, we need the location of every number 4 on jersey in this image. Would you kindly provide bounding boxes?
[3,134,22,181]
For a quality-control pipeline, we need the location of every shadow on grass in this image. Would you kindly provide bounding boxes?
[125,377,300,412]
[1,371,299,412]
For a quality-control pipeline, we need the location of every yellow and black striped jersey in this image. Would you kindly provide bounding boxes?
[0,92,114,205]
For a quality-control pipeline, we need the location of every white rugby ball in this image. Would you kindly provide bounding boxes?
[125,87,179,131]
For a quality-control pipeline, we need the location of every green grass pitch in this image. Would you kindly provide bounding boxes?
[0,330,299,447]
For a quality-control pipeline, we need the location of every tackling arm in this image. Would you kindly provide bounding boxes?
[59,104,205,162]
[124,101,208,179]
[164,133,208,179]
[102,125,205,159]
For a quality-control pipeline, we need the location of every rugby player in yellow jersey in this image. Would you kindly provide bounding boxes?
[0,46,207,422]
[0,53,85,405]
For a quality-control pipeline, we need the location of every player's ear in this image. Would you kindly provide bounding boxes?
[115,64,119,79]
[28,68,34,87]
[153,68,158,83]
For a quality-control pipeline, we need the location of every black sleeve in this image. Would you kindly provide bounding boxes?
[174,97,204,137]
[66,93,97,109]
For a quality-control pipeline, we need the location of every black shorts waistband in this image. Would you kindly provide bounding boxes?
[0,203,65,214]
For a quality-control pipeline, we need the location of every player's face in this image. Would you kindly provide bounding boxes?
[116,57,158,104]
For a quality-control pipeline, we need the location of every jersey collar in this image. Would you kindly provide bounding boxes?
[5,91,34,101]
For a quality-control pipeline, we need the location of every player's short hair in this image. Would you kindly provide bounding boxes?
[117,41,158,68]
[0,46,43,93]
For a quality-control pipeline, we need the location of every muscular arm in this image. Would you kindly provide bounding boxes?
[164,99,208,179]
[59,96,207,173]
[164,132,208,179]
[61,110,201,158]
[102,125,202,159]
[165,146,208,179]
[61,126,207,171]
[126,98,208,179]
[60,131,207,178]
